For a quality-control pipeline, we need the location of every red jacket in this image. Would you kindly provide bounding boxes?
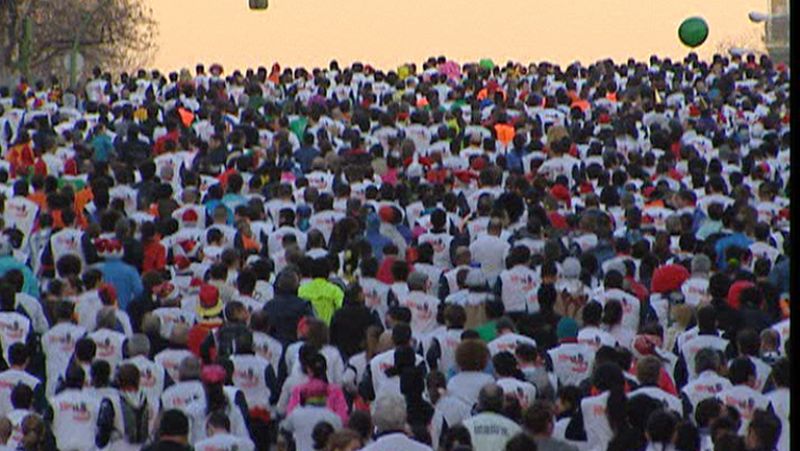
[188,321,222,361]
[142,240,166,273]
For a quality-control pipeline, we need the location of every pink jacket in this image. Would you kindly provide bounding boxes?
[286,378,349,424]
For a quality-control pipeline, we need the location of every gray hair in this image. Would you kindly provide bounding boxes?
[476,383,504,413]
[126,334,150,357]
[694,348,722,374]
[96,307,118,331]
[407,272,428,291]
[371,393,407,432]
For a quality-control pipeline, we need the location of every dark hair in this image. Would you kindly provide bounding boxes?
[593,363,627,433]
[728,357,755,385]
[10,383,33,409]
[673,421,700,451]
[646,409,678,445]
[522,400,555,434]
[695,397,723,428]
[311,421,335,450]
[747,409,782,450]
[504,433,538,451]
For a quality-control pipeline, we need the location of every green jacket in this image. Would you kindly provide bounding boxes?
[298,278,344,324]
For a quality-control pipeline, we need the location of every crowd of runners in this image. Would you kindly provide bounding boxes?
[0,52,791,451]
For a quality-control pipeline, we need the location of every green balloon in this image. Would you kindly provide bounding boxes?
[679,17,709,48]
[479,58,495,70]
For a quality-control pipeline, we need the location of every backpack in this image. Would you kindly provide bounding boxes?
[120,394,150,444]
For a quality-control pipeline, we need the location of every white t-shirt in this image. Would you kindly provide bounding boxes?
[462,412,521,451]
[49,388,101,451]
[195,432,256,451]
[488,333,537,357]
[280,405,342,451]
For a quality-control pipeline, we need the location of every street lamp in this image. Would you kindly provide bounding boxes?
[747,9,789,64]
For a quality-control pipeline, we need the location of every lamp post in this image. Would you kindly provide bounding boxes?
[748,8,790,63]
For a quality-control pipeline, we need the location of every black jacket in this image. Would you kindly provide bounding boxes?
[330,302,381,359]
[262,292,315,345]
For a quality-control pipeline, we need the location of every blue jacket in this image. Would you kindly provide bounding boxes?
[714,232,753,269]
[99,258,143,311]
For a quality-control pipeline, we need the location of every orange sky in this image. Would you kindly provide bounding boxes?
[144,0,768,72]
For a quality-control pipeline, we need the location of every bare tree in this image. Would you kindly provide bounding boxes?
[712,29,768,56]
[1,0,157,82]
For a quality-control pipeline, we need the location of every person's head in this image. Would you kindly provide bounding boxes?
[696,304,717,333]
[74,337,96,364]
[125,333,151,358]
[157,409,190,444]
[346,410,372,443]
[324,428,363,451]
[275,268,300,294]
[371,393,407,433]
[492,351,522,379]
[441,424,472,451]
[20,414,46,450]
[0,416,9,444]
[10,382,33,410]
[504,433,538,451]
[695,397,724,429]
[745,409,782,451]
[455,339,490,372]
[635,355,663,386]
[62,364,86,390]
[205,410,231,437]
[476,383,505,414]
[582,301,603,325]
[770,358,789,389]
[443,304,467,329]
[646,409,679,445]
[7,343,28,368]
[695,347,723,374]
[736,328,760,358]
[116,363,140,392]
[728,357,756,387]
[178,355,202,381]
[592,363,627,432]
[759,329,781,355]
[523,400,556,437]
[407,271,429,292]
[601,299,623,327]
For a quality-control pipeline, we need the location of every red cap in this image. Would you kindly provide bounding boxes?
[650,264,690,294]
[727,280,755,310]
[98,283,117,305]
[550,184,571,207]
[182,209,199,223]
[199,284,219,308]
[378,206,395,223]
[470,157,487,171]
